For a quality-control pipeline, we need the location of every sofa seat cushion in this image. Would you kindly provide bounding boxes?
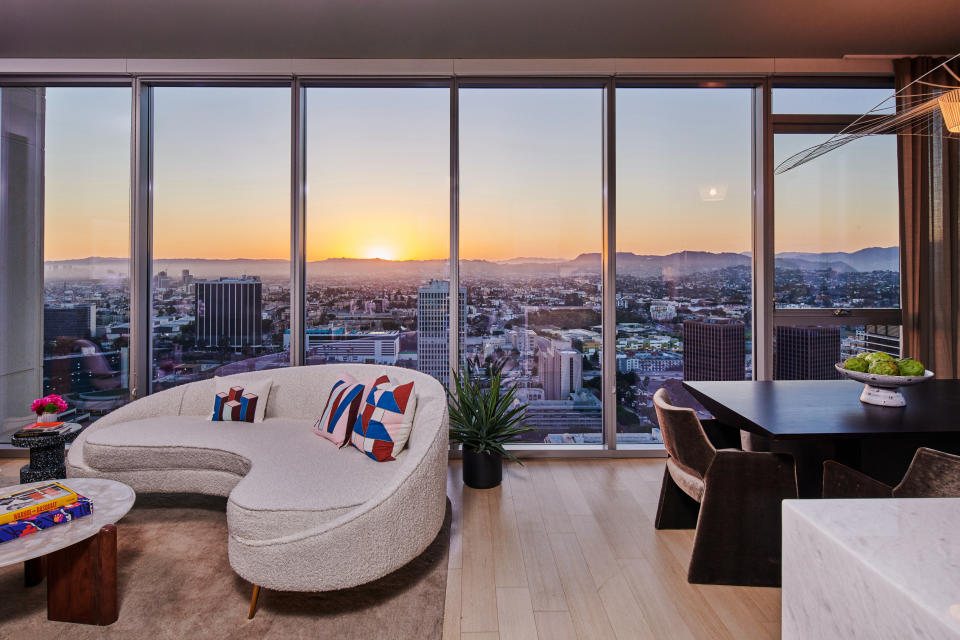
[83,417,255,476]
[81,415,403,540]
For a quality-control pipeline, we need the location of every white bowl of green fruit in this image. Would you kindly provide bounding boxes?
[835,353,934,407]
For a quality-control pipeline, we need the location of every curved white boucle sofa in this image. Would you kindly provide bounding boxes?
[66,364,449,593]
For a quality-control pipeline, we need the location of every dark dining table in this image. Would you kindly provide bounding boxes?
[683,379,960,497]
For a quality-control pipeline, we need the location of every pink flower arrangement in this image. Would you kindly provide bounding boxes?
[30,394,68,416]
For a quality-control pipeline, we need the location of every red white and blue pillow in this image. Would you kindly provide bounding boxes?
[211,377,272,423]
[314,373,387,447]
[351,377,417,462]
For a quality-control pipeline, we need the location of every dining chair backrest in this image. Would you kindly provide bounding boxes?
[653,388,716,479]
[894,447,960,498]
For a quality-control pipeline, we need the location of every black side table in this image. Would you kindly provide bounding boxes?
[10,423,83,482]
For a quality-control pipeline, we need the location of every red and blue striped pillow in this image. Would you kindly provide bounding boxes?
[314,373,389,447]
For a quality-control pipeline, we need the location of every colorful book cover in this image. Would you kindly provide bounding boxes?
[0,496,93,543]
[17,422,72,437]
[0,482,80,526]
[27,421,64,429]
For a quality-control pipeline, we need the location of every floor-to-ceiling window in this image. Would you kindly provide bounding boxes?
[43,87,133,423]
[1,74,905,451]
[151,86,291,391]
[772,86,901,379]
[459,86,604,444]
[616,87,753,444]
[303,85,450,379]
[1,85,132,439]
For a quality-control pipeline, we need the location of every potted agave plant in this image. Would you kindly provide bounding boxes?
[448,364,530,489]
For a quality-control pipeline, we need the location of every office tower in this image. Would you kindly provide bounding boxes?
[154,270,173,289]
[417,280,466,386]
[649,302,677,322]
[842,324,902,360]
[522,389,602,441]
[682,318,746,381]
[298,329,400,365]
[44,304,96,340]
[195,277,263,348]
[181,269,194,287]
[775,325,841,380]
[540,347,583,400]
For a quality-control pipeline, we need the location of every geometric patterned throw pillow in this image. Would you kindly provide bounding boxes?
[313,373,386,447]
[210,377,272,423]
[350,376,417,462]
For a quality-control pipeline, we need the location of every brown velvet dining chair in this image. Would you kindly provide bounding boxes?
[653,388,798,587]
[822,447,960,498]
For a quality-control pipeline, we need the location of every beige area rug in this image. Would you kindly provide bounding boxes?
[0,492,451,639]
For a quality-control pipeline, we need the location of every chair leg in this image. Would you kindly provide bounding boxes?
[248,584,261,619]
[655,466,700,530]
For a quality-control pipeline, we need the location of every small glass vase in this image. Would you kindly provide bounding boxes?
[38,412,59,423]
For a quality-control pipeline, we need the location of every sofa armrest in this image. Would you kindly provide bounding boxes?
[822,460,894,499]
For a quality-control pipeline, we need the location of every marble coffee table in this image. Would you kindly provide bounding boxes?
[783,498,960,639]
[0,478,135,625]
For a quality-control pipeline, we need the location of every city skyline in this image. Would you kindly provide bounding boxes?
[43,86,899,262]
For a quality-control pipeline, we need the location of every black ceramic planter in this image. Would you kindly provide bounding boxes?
[462,448,503,489]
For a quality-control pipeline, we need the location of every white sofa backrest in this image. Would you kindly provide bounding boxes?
[173,365,447,456]
[79,365,448,467]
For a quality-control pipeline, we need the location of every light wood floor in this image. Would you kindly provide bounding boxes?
[443,459,781,640]
[0,458,780,639]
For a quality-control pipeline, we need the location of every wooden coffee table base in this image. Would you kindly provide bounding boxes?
[46,524,118,625]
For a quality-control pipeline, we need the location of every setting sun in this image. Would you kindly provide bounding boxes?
[363,246,395,261]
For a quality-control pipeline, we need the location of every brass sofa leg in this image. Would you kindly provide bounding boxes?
[248,584,261,619]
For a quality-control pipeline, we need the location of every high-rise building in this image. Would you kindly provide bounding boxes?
[417,280,466,386]
[682,318,746,381]
[44,304,96,341]
[841,324,902,360]
[154,270,173,289]
[539,347,583,400]
[521,390,602,441]
[775,325,841,380]
[181,269,194,287]
[195,277,263,348]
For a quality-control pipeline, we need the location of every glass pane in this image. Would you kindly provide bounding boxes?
[774,134,899,309]
[616,88,753,444]
[0,87,131,443]
[304,87,450,381]
[43,88,132,428]
[152,87,291,391]
[459,88,603,444]
[772,88,894,115]
[774,324,901,380]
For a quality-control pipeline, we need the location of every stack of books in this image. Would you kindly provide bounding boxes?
[15,421,74,437]
[0,482,93,543]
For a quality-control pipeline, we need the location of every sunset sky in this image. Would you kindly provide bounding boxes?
[42,86,898,263]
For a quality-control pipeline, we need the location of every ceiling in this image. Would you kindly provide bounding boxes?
[1,0,957,60]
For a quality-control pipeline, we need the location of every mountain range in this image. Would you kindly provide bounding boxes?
[44,247,899,281]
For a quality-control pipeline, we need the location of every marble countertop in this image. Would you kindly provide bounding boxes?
[783,498,960,638]
[0,478,135,567]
